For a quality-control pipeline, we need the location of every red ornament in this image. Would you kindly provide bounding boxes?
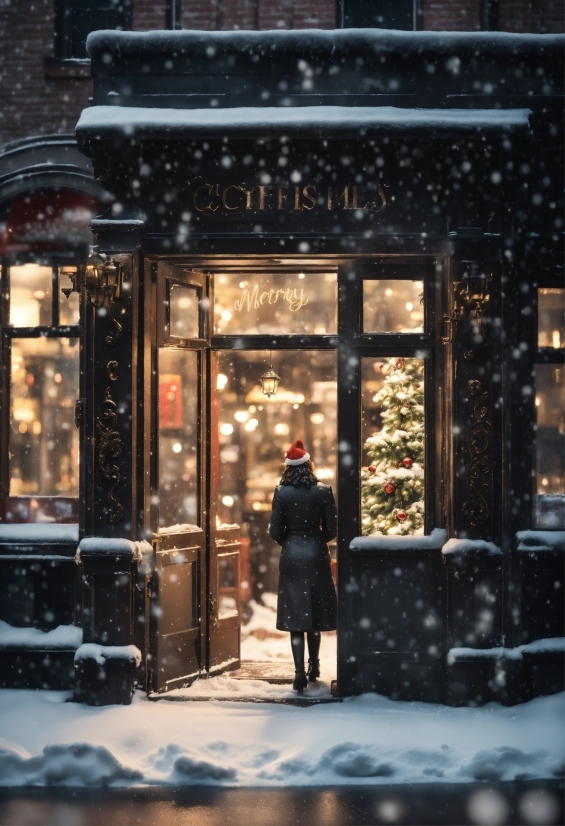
[396,510,407,522]
[395,359,405,369]
[415,383,421,388]
[383,482,396,495]
[401,457,413,468]
[368,465,376,473]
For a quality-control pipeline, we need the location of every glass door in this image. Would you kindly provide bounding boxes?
[151,265,210,692]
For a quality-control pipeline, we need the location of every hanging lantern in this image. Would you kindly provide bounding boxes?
[260,353,281,399]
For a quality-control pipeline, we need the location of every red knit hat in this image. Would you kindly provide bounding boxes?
[284,440,310,466]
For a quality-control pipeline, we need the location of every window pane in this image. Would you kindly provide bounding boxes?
[361,357,425,535]
[363,280,424,333]
[10,337,79,496]
[169,284,200,340]
[59,267,80,326]
[538,288,564,349]
[214,270,337,335]
[535,364,565,529]
[158,348,199,531]
[218,553,239,619]
[9,265,52,326]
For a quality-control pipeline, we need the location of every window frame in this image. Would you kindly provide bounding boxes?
[0,258,81,522]
[54,0,133,61]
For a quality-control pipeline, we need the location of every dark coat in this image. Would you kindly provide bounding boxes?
[269,482,337,632]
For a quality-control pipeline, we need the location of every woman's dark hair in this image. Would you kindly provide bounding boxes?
[279,459,319,489]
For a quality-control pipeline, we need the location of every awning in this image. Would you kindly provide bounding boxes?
[76,104,532,141]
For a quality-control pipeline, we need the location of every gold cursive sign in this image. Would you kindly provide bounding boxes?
[234,284,308,314]
[193,181,386,216]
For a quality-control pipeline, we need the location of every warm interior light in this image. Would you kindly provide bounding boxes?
[222,495,234,507]
[220,423,234,435]
[234,410,249,422]
[310,412,325,424]
[244,418,259,432]
[275,423,289,435]
[217,373,228,390]
[552,330,561,348]
[172,443,182,453]
[260,354,281,399]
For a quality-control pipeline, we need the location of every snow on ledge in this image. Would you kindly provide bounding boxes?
[0,621,82,651]
[0,524,78,544]
[516,530,565,552]
[441,538,501,557]
[76,105,532,141]
[448,637,565,664]
[350,527,446,552]
[76,537,152,562]
[74,643,141,667]
[86,29,565,60]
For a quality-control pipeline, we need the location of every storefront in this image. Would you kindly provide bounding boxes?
[1,29,563,705]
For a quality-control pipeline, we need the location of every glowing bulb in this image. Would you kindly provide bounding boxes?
[405,302,413,311]
[222,495,234,507]
[310,413,325,424]
[172,443,182,453]
[552,330,561,348]
[542,477,549,486]
[252,501,262,511]
[217,373,228,390]
[220,423,234,436]
[244,418,259,432]
[221,310,232,322]
[275,423,289,435]
[535,396,541,407]
[234,410,249,422]
[385,288,393,297]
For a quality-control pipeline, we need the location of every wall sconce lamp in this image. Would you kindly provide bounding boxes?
[61,247,125,345]
[61,246,123,308]
[260,353,281,399]
[459,264,491,334]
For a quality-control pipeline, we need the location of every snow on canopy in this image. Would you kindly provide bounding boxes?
[76,105,532,141]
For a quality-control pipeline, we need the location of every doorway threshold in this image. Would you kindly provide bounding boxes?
[148,661,341,706]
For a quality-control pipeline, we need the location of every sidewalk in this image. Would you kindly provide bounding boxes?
[0,781,562,825]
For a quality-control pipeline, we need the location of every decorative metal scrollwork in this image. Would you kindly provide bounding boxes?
[105,301,125,347]
[96,386,125,525]
[462,379,492,527]
[106,360,119,381]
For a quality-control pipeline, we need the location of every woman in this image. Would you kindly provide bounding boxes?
[269,440,338,692]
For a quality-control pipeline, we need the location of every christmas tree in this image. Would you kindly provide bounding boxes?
[361,358,424,536]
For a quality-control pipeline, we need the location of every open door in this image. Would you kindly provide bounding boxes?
[208,352,241,674]
[151,264,210,693]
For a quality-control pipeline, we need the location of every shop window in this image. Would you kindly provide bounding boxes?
[363,279,424,333]
[169,284,200,341]
[213,270,337,336]
[361,357,425,536]
[534,286,564,528]
[157,348,199,531]
[538,288,564,349]
[54,0,132,60]
[3,264,80,522]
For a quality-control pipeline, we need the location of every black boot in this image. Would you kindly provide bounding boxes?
[307,658,320,682]
[293,667,308,693]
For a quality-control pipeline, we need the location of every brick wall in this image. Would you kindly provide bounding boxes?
[0,0,562,147]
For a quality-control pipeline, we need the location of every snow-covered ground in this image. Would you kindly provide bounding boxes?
[0,689,562,788]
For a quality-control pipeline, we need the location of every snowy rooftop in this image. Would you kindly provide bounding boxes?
[83,29,563,113]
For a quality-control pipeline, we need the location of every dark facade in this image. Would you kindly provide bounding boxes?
[69,29,564,703]
[1,26,564,705]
